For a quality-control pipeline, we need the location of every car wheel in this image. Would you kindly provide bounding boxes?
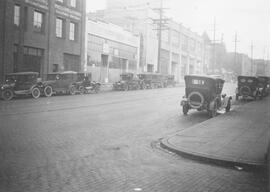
[32,87,41,99]
[2,89,14,101]
[44,86,53,97]
[124,85,129,91]
[79,86,85,95]
[183,105,189,115]
[69,86,76,95]
[209,101,217,118]
[226,100,231,112]
[94,85,100,93]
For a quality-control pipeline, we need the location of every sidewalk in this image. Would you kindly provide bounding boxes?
[161,96,270,171]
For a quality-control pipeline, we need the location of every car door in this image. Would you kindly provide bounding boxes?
[14,75,35,92]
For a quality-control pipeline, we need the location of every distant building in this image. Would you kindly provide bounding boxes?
[254,59,269,76]
[0,0,86,82]
[89,3,208,82]
[86,18,140,83]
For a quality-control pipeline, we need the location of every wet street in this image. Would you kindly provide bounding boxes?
[0,84,266,192]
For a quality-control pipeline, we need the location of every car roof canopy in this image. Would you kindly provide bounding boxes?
[185,75,225,83]
[6,72,39,76]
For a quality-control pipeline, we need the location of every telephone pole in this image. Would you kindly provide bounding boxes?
[212,18,216,70]
[233,32,240,67]
[152,0,169,73]
[250,41,253,75]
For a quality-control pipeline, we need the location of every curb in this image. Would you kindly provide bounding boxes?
[160,133,267,173]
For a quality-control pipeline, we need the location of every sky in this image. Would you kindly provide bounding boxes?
[87,0,270,59]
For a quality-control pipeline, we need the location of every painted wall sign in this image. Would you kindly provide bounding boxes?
[55,4,81,20]
[25,0,48,10]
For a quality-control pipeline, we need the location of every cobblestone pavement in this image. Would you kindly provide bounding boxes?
[0,85,267,192]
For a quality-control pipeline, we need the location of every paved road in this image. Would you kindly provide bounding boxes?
[0,84,267,192]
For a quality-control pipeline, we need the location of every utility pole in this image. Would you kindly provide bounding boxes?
[152,0,169,73]
[212,18,216,71]
[250,41,253,75]
[233,32,240,68]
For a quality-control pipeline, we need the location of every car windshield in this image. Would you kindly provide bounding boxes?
[121,75,132,81]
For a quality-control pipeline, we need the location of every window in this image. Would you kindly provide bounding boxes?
[69,22,76,41]
[53,64,59,72]
[70,0,76,8]
[14,5,20,26]
[33,11,44,32]
[56,18,64,38]
[192,79,205,85]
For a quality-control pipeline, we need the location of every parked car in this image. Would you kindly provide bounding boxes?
[137,73,164,89]
[113,73,141,91]
[164,75,176,87]
[0,72,43,100]
[180,75,232,118]
[43,71,80,96]
[257,76,269,97]
[76,73,101,94]
[235,76,262,100]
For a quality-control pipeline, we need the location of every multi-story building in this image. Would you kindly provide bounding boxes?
[0,0,86,82]
[86,18,140,83]
[89,2,209,82]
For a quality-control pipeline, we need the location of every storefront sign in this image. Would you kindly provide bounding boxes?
[55,4,81,20]
[25,0,48,10]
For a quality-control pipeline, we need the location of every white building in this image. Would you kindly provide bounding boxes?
[86,18,140,83]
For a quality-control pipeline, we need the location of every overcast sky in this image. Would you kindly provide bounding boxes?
[87,0,270,59]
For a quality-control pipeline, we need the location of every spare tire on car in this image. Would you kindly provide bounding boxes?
[188,91,204,109]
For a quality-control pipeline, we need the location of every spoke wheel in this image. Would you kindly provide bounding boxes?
[2,89,14,101]
[32,87,41,99]
[44,86,53,97]
[79,86,85,95]
[69,86,76,95]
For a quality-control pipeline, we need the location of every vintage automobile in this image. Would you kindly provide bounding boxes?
[164,75,176,87]
[257,76,269,97]
[180,75,232,118]
[43,71,80,96]
[1,72,43,100]
[113,73,141,91]
[137,73,164,89]
[235,76,262,100]
[76,73,101,94]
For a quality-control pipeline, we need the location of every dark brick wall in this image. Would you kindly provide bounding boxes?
[0,0,86,82]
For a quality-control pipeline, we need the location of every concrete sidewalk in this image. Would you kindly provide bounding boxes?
[161,97,270,171]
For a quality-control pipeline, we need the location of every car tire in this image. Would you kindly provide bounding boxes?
[1,89,14,101]
[79,86,85,95]
[44,86,53,97]
[183,105,188,115]
[225,100,231,112]
[124,85,128,91]
[69,86,76,95]
[94,85,100,93]
[32,87,41,99]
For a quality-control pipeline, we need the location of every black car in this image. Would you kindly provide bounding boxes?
[43,71,79,96]
[236,76,262,100]
[164,75,176,87]
[76,73,101,94]
[137,73,164,89]
[180,75,232,117]
[1,72,44,100]
[113,73,141,91]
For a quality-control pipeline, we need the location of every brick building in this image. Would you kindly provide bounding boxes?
[0,0,86,82]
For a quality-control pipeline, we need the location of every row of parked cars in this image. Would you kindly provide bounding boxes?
[180,75,269,118]
[0,71,101,101]
[113,73,176,91]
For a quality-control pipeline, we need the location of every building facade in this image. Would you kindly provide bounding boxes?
[86,19,140,83]
[89,4,209,83]
[0,0,86,82]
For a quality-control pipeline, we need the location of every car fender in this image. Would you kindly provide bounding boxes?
[180,97,188,106]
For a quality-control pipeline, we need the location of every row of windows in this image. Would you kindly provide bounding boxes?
[56,0,78,9]
[13,5,78,41]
